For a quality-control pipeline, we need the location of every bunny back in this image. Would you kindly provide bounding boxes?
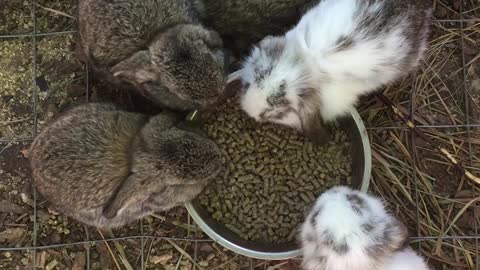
[383,248,430,270]
[29,105,147,226]
[79,0,199,66]
[301,186,409,270]
[287,0,431,120]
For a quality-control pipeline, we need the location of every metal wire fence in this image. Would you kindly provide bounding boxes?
[0,0,480,269]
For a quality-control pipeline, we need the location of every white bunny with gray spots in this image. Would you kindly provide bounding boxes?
[230,0,432,144]
[300,186,430,270]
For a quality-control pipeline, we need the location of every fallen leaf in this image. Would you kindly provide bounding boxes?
[20,148,30,159]
[21,181,34,206]
[198,261,209,267]
[199,243,214,253]
[149,252,173,265]
[0,228,26,243]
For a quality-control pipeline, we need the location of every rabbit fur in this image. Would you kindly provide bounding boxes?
[230,0,432,144]
[196,0,317,54]
[78,0,226,111]
[382,248,430,270]
[301,186,429,270]
[29,103,222,228]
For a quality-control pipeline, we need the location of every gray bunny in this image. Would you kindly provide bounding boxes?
[78,0,226,111]
[196,0,317,54]
[29,103,222,228]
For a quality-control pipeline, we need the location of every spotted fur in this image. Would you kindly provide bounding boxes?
[300,186,430,270]
[231,0,432,144]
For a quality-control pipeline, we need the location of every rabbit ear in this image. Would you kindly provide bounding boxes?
[227,69,252,94]
[299,90,331,145]
[301,110,330,145]
[227,69,243,84]
[111,50,156,84]
[388,218,410,251]
[102,174,150,219]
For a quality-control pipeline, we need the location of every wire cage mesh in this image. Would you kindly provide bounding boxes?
[0,0,479,269]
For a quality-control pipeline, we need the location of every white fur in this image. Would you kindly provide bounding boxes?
[237,0,431,128]
[240,43,309,129]
[292,3,414,120]
[301,186,390,270]
[300,186,430,270]
[383,249,430,270]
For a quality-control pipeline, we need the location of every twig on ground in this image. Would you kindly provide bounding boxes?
[35,3,75,19]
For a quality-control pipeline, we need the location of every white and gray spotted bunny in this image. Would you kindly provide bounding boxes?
[229,0,432,144]
[300,186,430,270]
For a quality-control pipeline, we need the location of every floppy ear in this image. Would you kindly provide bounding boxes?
[111,50,157,84]
[300,108,331,145]
[227,69,252,94]
[389,218,410,251]
[227,69,243,84]
[102,173,150,219]
[299,90,331,145]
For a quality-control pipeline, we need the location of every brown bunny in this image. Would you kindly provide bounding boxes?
[29,103,222,228]
[78,0,226,111]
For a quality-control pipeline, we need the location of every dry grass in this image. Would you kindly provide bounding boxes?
[358,3,480,268]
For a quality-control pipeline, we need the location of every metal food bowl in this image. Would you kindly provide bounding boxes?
[185,108,371,260]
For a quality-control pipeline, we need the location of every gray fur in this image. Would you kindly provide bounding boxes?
[301,186,410,270]
[234,0,432,146]
[195,0,317,53]
[78,0,226,111]
[29,103,222,228]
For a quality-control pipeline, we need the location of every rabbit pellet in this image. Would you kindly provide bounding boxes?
[198,98,352,244]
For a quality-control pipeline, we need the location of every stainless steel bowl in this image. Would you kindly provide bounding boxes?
[185,108,371,260]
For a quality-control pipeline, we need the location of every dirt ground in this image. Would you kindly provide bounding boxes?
[1,0,480,269]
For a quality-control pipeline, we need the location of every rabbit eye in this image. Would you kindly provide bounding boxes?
[279,81,286,92]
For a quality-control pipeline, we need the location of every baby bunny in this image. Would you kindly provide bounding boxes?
[29,103,222,228]
[197,0,316,54]
[78,0,226,111]
[230,0,432,143]
[300,186,429,270]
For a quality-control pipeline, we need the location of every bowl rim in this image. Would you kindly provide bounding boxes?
[185,107,371,260]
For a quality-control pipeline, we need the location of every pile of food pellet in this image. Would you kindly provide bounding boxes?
[198,98,352,244]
